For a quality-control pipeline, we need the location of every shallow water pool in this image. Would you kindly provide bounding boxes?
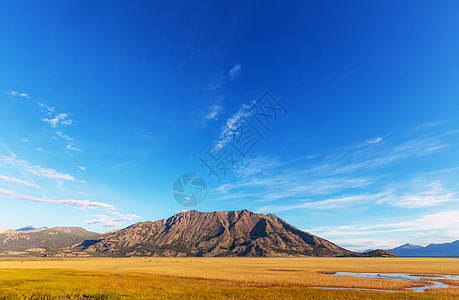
[312,272,459,292]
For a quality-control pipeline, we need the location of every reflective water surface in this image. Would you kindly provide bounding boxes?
[312,272,459,292]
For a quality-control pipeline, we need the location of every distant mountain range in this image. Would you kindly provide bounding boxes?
[387,241,459,257]
[0,210,395,258]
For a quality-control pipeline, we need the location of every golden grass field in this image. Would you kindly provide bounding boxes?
[0,257,458,299]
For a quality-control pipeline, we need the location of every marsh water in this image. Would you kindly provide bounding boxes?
[313,272,459,292]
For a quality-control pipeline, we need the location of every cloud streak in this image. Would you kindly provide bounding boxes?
[36,100,73,128]
[209,127,456,215]
[201,96,224,127]
[66,144,80,152]
[6,91,29,98]
[215,102,253,149]
[228,64,241,80]
[0,175,39,189]
[257,178,458,212]
[208,63,242,90]
[0,154,76,181]
[0,188,114,210]
[42,113,72,128]
[56,131,73,141]
[259,192,387,212]
[378,181,458,208]
[86,211,141,227]
[310,209,459,251]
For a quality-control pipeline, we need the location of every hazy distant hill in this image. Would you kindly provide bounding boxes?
[1,210,395,258]
[0,227,104,257]
[387,241,459,257]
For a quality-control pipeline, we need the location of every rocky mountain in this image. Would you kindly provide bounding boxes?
[387,241,459,257]
[0,226,104,257]
[0,210,395,257]
[84,210,392,257]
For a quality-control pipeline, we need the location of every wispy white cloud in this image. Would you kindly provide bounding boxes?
[310,209,459,251]
[0,175,39,189]
[372,210,459,233]
[212,152,377,203]
[201,96,224,127]
[214,173,376,205]
[86,211,140,227]
[37,104,79,150]
[378,181,458,208]
[56,180,64,189]
[235,156,281,178]
[56,131,73,141]
[208,63,242,90]
[257,178,458,212]
[331,238,400,252]
[367,137,383,144]
[7,93,74,133]
[36,100,73,128]
[310,137,447,176]
[215,102,253,149]
[66,144,80,152]
[411,120,450,132]
[6,91,29,98]
[228,64,241,80]
[211,126,456,214]
[207,73,226,91]
[37,101,55,114]
[0,154,75,181]
[25,164,75,181]
[76,165,86,171]
[213,117,441,194]
[0,188,114,210]
[259,192,387,212]
[42,113,72,128]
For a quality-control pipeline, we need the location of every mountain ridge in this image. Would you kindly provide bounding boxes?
[84,210,394,257]
[1,210,395,258]
[387,240,459,257]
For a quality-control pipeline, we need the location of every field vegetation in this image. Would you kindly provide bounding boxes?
[0,257,458,299]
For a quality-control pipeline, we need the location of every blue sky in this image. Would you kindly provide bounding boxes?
[0,1,458,251]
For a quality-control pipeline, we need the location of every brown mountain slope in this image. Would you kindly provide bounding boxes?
[85,210,369,257]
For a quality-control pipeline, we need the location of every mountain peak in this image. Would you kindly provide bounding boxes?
[85,210,369,257]
[1,211,399,258]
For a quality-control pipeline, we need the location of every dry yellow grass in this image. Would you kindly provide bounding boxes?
[438,280,459,287]
[0,257,458,299]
